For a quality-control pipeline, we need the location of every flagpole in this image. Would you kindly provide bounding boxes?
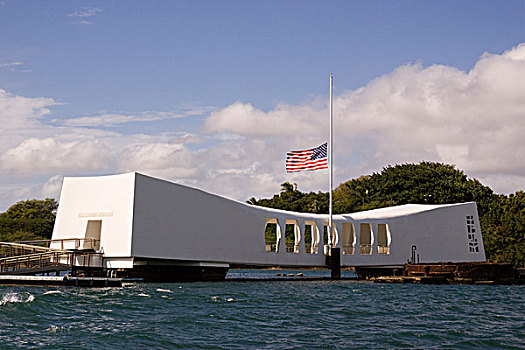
[329,73,333,247]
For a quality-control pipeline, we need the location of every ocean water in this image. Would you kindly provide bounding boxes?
[0,270,523,349]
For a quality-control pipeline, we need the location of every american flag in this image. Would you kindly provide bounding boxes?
[286,143,328,173]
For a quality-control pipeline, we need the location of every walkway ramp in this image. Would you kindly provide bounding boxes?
[0,240,102,275]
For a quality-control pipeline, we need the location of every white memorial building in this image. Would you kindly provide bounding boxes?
[51,172,486,280]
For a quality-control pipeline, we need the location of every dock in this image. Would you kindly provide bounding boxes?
[369,262,522,285]
[0,275,122,287]
[0,240,120,286]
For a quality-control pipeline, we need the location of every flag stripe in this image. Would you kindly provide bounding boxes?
[286,160,328,167]
[287,164,329,171]
[287,164,328,173]
[286,158,327,165]
[286,163,326,167]
[285,143,328,173]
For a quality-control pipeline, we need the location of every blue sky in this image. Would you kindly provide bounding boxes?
[0,1,524,210]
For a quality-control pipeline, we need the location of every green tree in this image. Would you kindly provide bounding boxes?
[333,162,495,214]
[249,183,329,214]
[0,198,58,241]
[246,197,258,205]
[482,192,525,267]
[1,198,58,221]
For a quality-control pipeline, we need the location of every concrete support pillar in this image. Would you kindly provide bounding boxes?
[326,247,341,279]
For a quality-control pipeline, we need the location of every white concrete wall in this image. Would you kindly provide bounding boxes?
[130,173,486,267]
[339,202,486,266]
[131,174,328,266]
[51,173,135,261]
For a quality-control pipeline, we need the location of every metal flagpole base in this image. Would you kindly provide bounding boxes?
[326,247,341,279]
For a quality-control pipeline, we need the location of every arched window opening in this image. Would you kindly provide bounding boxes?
[342,222,356,255]
[360,223,373,255]
[377,224,391,255]
[304,225,312,253]
[264,218,280,253]
[285,220,300,253]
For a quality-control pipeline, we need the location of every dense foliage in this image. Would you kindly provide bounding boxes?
[482,192,525,266]
[0,198,58,241]
[248,182,329,214]
[248,162,524,267]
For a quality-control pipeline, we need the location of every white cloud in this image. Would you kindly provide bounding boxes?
[0,183,39,208]
[330,43,525,179]
[68,7,102,25]
[63,112,172,127]
[0,89,62,148]
[0,89,57,125]
[0,138,111,176]
[73,20,94,25]
[116,143,199,178]
[0,62,22,68]
[0,175,64,211]
[41,175,64,199]
[62,109,209,127]
[205,101,322,136]
[67,7,102,18]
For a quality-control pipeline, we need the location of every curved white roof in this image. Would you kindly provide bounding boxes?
[342,203,471,220]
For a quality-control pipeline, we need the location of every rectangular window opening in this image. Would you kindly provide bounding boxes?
[285,220,299,254]
[377,223,391,255]
[264,220,279,253]
[360,223,373,255]
[342,222,355,255]
[304,221,318,254]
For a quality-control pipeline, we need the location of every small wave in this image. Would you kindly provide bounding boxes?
[46,325,71,333]
[43,290,64,296]
[211,296,234,302]
[0,292,35,305]
[156,288,172,293]
[138,293,151,297]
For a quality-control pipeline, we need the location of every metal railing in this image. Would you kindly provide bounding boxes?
[0,242,54,258]
[50,238,100,251]
[304,244,319,254]
[0,250,103,274]
[378,245,390,255]
[14,238,100,251]
[360,244,372,255]
[285,243,299,254]
[343,244,355,255]
[265,243,278,253]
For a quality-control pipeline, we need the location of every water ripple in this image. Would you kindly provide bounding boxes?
[0,278,523,349]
